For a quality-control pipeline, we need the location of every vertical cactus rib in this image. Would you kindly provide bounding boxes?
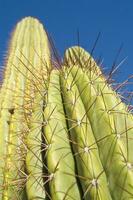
[60,66,112,199]
[64,46,133,199]
[42,69,81,200]
[25,18,50,200]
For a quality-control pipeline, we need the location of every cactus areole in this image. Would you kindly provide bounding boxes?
[0,17,133,200]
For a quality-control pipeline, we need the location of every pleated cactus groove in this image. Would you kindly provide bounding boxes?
[0,17,133,200]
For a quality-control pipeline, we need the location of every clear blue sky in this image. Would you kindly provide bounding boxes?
[0,0,133,91]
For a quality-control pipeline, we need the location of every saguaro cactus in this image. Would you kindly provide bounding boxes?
[0,17,133,200]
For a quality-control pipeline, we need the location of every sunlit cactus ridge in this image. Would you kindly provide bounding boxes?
[0,16,133,200]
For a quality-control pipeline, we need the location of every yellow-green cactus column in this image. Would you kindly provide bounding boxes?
[0,17,51,199]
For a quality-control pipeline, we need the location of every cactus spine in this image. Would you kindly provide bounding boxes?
[0,17,133,200]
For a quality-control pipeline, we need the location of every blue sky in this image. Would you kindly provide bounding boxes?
[0,0,133,91]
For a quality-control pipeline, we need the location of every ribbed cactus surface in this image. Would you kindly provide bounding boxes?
[0,17,133,200]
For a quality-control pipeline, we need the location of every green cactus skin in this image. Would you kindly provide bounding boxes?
[25,78,47,199]
[0,17,133,200]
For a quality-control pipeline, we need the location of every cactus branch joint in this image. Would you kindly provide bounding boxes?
[0,16,133,200]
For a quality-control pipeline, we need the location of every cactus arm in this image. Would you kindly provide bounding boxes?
[60,66,112,199]
[43,69,81,200]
